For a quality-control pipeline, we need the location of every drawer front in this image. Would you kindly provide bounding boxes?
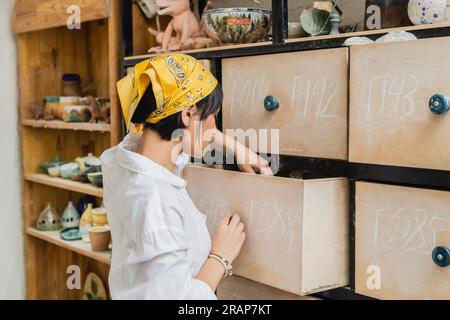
[222,48,349,160]
[349,37,450,170]
[184,165,349,295]
[355,182,450,299]
[217,276,319,300]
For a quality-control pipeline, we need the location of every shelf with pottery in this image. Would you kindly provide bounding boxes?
[26,228,111,265]
[123,0,450,66]
[14,0,121,299]
[21,119,111,132]
[25,173,103,198]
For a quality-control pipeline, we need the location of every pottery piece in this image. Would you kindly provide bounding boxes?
[89,226,111,252]
[375,30,417,42]
[204,7,272,44]
[81,272,108,300]
[76,194,97,214]
[344,36,375,46]
[36,203,62,231]
[80,166,101,183]
[43,96,60,120]
[92,207,108,227]
[408,0,448,25]
[62,201,80,229]
[60,227,83,241]
[300,8,331,36]
[287,22,305,38]
[80,203,94,229]
[60,162,80,179]
[39,155,66,174]
[61,74,81,97]
[47,166,61,177]
[63,105,93,122]
[29,98,45,120]
[87,172,103,188]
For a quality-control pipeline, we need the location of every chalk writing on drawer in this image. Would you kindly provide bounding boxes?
[193,192,301,256]
[365,73,419,121]
[373,207,448,255]
[229,76,340,119]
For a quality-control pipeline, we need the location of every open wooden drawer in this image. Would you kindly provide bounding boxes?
[355,182,450,299]
[183,165,350,295]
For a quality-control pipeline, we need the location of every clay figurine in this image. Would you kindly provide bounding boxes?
[148,0,214,52]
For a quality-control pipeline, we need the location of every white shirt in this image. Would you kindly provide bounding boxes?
[101,132,216,300]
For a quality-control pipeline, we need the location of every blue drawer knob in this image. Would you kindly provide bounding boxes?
[432,246,450,267]
[429,93,450,115]
[264,96,279,112]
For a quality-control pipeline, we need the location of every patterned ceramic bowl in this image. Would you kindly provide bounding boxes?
[204,7,272,44]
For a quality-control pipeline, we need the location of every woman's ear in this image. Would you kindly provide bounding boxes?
[181,105,197,127]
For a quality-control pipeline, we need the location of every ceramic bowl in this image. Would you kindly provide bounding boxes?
[88,226,111,251]
[87,172,103,188]
[60,227,83,241]
[47,166,61,177]
[204,7,272,44]
[288,22,305,37]
[92,207,108,227]
[80,166,101,183]
[60,162,80,179]
[39,156,66,173]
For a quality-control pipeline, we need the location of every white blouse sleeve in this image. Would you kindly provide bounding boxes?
[123,209,217,300]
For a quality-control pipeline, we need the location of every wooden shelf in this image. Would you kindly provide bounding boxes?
[12,0,111,34]
[25,173,103,198]
[123,22,450,67]
[22,119,111,132]
[26,228,111,265]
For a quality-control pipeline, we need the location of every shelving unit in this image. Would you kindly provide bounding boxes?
[14,0,121,299]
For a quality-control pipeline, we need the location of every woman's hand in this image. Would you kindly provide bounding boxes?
[210,130,273,176]
[210,212,246,264]
[235,143,273,176]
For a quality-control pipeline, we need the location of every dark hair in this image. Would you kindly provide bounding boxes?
[131,82,223,141]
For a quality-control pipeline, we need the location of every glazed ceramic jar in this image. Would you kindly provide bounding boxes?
[62,201,80,229]
[408,0,448,25]
[36,203,62,231]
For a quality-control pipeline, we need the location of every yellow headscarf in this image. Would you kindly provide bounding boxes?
[117,54,218,132]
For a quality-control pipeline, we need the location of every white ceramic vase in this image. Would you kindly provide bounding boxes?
[408,0,448,25]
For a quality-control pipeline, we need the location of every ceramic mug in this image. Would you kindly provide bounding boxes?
[92,207,108,227]
[88,227,111,251]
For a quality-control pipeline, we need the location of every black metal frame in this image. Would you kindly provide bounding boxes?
[119,0,450,300]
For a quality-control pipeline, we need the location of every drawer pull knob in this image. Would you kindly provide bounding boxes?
[429,94,450,115]
[264,96,279,112]
[432,246,450,267]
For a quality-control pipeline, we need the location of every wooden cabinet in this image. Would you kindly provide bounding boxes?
[217,276,319,300]
[184,165,349,296]
[349,37,450,171]
[222,48,349,160]
[355,182,450,299]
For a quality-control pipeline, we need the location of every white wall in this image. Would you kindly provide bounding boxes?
[0,0,25,299]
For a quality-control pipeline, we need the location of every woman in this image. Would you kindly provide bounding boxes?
[101,54,271,300]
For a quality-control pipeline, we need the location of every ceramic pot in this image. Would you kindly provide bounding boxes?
[204,8,272,44]
[89,227,111,251]
[36,203,62,231]
[80,203,94,229]
[39,155,66,174]
[60,162,80,179]
[87,172,103,188]
[92,207,108,227]
[63,105,93,122]
[47,166,61,177]
[76,194,97,214]
[62,201,80,229]
[408,0,448,25]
